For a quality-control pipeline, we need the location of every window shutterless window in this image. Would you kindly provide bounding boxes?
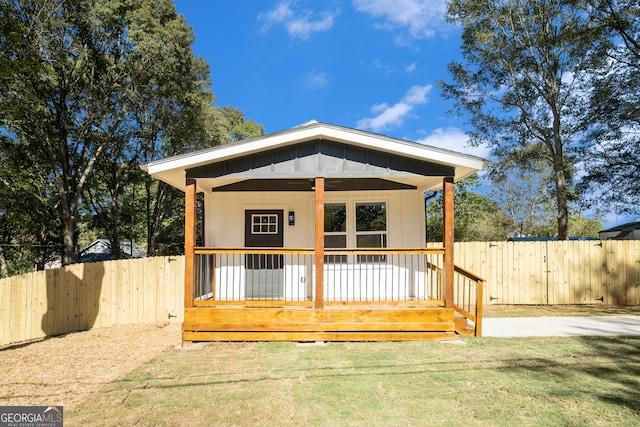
[355,202,387,262]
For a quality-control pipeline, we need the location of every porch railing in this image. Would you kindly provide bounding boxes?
[192,246,483,336]
[453,265,484,337]
[193,247,445,306]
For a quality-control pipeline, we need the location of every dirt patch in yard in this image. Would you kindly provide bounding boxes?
[0,322,181,409]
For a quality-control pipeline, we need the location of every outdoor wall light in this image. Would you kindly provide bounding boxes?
[288,211,295,226]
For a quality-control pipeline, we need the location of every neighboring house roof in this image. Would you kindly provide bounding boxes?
[599,221,640,233]
[508,237,598,242]
[141,121,489,193]
[78,239,147,263]
[598,221,640,240]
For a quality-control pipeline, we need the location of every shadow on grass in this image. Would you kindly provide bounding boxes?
[579,336,640,413]
[112,339,638,398]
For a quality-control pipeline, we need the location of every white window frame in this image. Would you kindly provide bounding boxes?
[323,200,389,263]
[251,214,279,235]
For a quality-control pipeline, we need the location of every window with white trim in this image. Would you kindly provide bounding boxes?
[355,202,387,262]
[323,201,387,263]
[251,214,278,235]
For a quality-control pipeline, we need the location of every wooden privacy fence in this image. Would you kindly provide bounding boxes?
[2,241,639,347]
[0,256,184,347]
[448,240,640,306]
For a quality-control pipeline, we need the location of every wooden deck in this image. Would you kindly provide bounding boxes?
[183,245,484,342]
[183,306,460,341]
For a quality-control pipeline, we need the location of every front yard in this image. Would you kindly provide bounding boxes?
[1,307,638,426]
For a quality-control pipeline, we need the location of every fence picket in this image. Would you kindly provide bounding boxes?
[1,243,639,347]
[0,256,186,347]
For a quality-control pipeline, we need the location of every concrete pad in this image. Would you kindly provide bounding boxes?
[482,315,640,338]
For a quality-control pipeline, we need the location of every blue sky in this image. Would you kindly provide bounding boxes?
[171,0,633,228]
[172,0,488,158]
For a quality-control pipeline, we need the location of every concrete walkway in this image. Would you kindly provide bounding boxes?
[482,315,640,337]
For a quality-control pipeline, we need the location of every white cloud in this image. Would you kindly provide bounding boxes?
[352,0,448,40]
[356,84,431,132]
[402,84,429,104]
[304,70,330,89]
[405,62,417,73]
[417,127,491,158]
[259,1,339,40]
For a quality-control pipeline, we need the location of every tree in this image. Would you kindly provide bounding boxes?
[580,0,640,216]
[440,0,603,239]
[138,104,264,257]
[426,176,505,242]
[0,0,215,264]
[489,159,557,238]
[220,106,265,142]
[0,134,59,275]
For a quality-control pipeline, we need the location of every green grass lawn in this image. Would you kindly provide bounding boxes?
[68,335,639,426]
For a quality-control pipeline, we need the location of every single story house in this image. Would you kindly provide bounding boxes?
[142,121,489,342]
[78,239,147,263]
[45,239,147,268]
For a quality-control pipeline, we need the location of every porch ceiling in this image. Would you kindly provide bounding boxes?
[142,121,489,192]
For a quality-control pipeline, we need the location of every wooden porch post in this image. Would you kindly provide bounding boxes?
[314,177,325,309]
[184,178,196,309]
[443,177,455,308]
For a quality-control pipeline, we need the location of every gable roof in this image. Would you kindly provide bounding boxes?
[599,221,640,233]
[142,121,489,192]
[78,239,147,263]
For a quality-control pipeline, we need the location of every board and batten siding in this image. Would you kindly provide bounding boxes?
[204,189,426,248]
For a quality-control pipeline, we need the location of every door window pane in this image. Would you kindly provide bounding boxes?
[251,214,278,234]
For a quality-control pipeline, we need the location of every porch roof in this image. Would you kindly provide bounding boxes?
[142,121,489,192]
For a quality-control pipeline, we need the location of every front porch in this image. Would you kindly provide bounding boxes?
[184,246,484,341]
[143,122,488,342]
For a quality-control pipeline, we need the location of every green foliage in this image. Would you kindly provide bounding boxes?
[427,176,506,242]
[426,174,602,242]
[440,0,605,239]
[0,0,263,269]
[0,134,59,276]
[489,159,557,238]
[219,106,265,142]
[579,0,640,216]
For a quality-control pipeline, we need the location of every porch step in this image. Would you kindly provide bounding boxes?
[183,307,458,342]
[454,315,476,336]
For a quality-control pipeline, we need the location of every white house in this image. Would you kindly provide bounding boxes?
[143,121,489,341]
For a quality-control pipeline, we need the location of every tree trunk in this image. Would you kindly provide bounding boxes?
[145,178,155,257]
[0,246,9,278]
[110,191,122,260]
[555,169,569,240]
[553,111,569,241]
[62,214,78,265]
